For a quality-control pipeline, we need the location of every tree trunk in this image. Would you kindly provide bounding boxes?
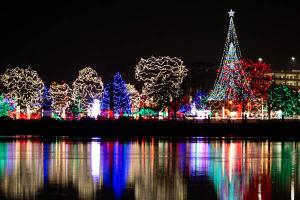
[173,105,177,121]
[241,100,245,123]
[267,101,271,120]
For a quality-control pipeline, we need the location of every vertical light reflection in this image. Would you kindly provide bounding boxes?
[133,139,187,200]
[1,140,44,199]
[91,141,100,179]
[0,138,299,199]
[258,182,262,200]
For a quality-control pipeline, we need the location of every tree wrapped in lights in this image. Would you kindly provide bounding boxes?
[208,10,242,101]
[192,91,208,110]
[219,59,272,117]
[135,56,188,119]
[246,60,272,101]
[101,72,131,117]
[49,81,72,117]
[240,59,272,118]
[72,67,103,115]
[126,84,140,113]
[0,67,44,115]
[42,86,52,110]
[0,94,15,117]
[139,89,156,109]
[101,83,111,114]
[267,85,299,118]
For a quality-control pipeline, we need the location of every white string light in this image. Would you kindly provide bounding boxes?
[126,84,140,112]
[72,67,103,114]
[135,56,188,109]
[1,67,44,114]
[49,82,72,115]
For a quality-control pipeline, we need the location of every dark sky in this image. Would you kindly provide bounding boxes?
[0,1,299,84]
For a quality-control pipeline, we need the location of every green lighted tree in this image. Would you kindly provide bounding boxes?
[267,85,299,118]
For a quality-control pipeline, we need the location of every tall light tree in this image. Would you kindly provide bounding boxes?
[49,81,72,117]
[135,56,188,119]
[0,67,44,117]
[101,72,131,116]
[72,67,103,115]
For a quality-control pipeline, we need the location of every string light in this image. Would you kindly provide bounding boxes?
[90,99,101,119]
[49,81,72,116]
[192,90,208,110]
[101,72,131,116]
[135,56,188,110]
[209,9,242,101]
[72,67,103,115]
[126,84,140,113]
[268,85,299,117]
[0,94,15,117]
[0,67,44,114]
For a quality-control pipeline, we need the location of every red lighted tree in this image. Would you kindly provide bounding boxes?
[224,59,272,119]
[245,60,272,102]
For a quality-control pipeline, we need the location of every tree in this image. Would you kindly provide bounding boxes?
[135,56,188,120]
[72,67,103,115]
[42,86,52,111]
[0,94,15,117]
[171,96,190,118]
[267,85,299,119]
[126,84,140,113]
[208,9,242,101]
[101,73,131,117]
[211,59,272,119]
[246,60,272,102]
[192,90,208,110]
[240,59,272,119]
[49,81,72,117]
[0,67,44,115]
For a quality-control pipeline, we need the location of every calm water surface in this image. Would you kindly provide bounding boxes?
[0,137,299,200]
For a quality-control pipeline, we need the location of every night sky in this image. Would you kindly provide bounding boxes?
[0,1,299,84]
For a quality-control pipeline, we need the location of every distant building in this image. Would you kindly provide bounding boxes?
[272,69,300,91]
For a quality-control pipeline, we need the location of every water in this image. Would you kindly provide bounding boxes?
[0,137,299,200]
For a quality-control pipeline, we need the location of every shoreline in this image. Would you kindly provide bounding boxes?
[1,118,300,139]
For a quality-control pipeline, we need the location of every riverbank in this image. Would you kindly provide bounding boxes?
[1,118,300,139]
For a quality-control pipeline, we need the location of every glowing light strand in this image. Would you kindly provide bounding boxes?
[72,67,103,115]
[208,10,242,101]
[0,67,44,113]
[126,84,140,113]
[49,82,72,115]
[0,94,15,117]
[135,56,188,110]
[101,72,131,116]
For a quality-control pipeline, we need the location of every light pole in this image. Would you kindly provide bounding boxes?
[291,57,295,62]
[291,57,296,68]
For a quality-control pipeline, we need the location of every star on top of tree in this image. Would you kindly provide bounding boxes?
[228,9,235,17]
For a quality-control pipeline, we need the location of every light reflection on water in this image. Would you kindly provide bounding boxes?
[0,137,299,199]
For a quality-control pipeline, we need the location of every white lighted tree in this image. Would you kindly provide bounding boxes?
[72,67,103,114]
[49,81,72,116]
[126,84,140,113]
[0,67,44,115]
[135,56,188,117]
